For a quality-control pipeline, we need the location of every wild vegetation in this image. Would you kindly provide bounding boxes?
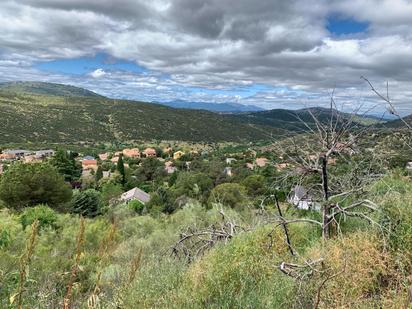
[1,82,412,308]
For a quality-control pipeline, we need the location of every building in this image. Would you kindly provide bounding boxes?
[173,151,185,160]
[3,149,31,159]
[276,163,290,170]
[123,148,141,158]
[406,162,412,170]
[0,153,16,161]
[163,147,173,155]
[35,149,55,158]
[120,187,151,204]
[165,161,177,174]
[246,162,254,170]
[143,148,157,157]
[288,185,320,211]
[224,167,233,177]
[24,155,42,163]
[111,156,119,163]
[255,157,269,167]
[98,153,110,161]
[226,158,237,165]
[82,157,98,171]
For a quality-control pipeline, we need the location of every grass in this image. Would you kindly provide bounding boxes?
[1,174,412,308]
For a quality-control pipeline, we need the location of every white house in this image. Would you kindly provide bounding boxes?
[288,185,320,211]
[120,187,151,204]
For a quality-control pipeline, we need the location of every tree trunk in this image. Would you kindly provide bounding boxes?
[321,155,330,239]
[274,194,294,256]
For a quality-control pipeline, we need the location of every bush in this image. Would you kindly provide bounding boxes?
[241,174,266,196]
[19,204,58,231]
[128,200,145,215]
[72,189,104,217]
[208,183,248,209]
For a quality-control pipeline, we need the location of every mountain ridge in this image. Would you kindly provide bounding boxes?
[0,81,103,98]
[155,99,265,113]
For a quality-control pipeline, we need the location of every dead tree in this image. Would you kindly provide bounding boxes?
[270,90,384,240]
[171,209,246,262]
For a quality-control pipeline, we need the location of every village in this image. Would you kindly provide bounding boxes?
[0,144,287,208]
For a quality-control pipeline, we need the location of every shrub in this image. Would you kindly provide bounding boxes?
[128,200,145,215]
[0,228,11,248]
[19,204,58,231]
[208,183,248,209]
[241,174,266,196]
[72,189,104,217]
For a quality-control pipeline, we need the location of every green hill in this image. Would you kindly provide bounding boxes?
[0,85,279,143]
[380,115,412,129]
[229,107,383,131]
[0,81,102,98]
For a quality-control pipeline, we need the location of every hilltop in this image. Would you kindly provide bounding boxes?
[229,107,385,131]
[0,81,102,98]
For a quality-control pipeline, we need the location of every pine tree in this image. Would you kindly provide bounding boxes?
[95,166,103,183]
[117,154,126,185]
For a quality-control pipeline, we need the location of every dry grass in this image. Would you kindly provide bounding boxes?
[13,220,39,309]
[306,232,403,308]
[63,216,85,309]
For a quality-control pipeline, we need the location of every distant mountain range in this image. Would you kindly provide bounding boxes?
[155,100,265,113]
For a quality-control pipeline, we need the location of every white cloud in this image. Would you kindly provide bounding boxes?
[0,0,412,113]
[90,68,106,78]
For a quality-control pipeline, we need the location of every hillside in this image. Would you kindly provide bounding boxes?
[0,89,278,143]
[0,81,102,98]
[380,115,412,129]
[230,107,383,131]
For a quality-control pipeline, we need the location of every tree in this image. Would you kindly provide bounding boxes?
[117,154,126,185]
[95,166,103,183]
[0,163,72,210]
[241,174,266,197]
[208,183,248,209]
[135,157,165,182]
[101,182,123,205]
[174,172,213,202]
[50,149,81,182]
[71,189,103,217]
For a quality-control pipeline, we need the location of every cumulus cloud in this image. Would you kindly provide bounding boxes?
[0,0,412,113]
[90,68,106,78]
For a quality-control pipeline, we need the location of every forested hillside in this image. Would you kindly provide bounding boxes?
[0,89,278,143]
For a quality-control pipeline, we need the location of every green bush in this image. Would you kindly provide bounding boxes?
[241,174,266,196]
[0,228,11,248]
[128,200,145,215]
[19,204,58,231]
[208,183,248,209]
[72,189,104,217]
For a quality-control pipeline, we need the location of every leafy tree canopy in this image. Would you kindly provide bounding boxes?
[0,163,72,210]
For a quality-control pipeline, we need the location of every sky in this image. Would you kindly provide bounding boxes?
[1,0,412,115]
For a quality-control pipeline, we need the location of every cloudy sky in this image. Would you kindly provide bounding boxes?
[1,0,412,114]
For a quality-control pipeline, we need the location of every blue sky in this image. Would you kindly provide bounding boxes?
[327,16,369,36]
[1,0,412,115]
